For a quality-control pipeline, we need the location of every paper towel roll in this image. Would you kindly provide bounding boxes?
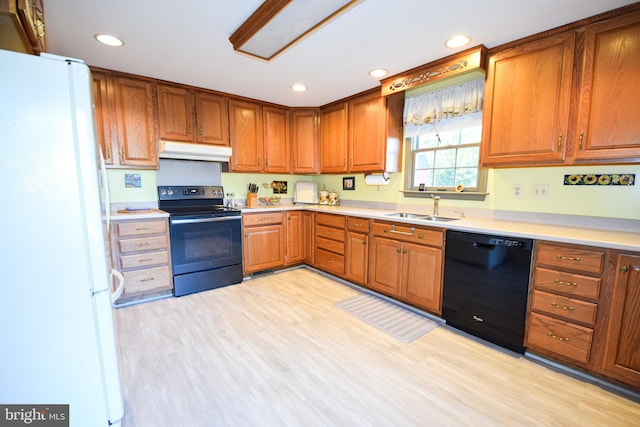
[365,174,390,186]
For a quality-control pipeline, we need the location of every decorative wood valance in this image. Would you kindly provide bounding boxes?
[380,45,487,96]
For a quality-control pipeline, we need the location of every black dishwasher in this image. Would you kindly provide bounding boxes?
[442,230,533,354]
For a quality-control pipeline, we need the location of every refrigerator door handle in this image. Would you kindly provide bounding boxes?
[99,150,111,230]
[110,269,125,304]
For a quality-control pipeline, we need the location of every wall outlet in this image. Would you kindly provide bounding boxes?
[512,184,523,198]
[533,184,550,199]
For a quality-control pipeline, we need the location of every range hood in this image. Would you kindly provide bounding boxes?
[158,141,232,162]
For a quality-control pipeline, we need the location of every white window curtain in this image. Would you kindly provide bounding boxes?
[403,77,484,137]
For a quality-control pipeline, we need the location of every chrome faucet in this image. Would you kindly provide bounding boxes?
[431,195,440,216]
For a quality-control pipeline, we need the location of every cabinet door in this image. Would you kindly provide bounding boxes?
[480,33,574,166]
[243,224,285,273]
[291,109,319,173]
[346,231,368,286]
[229,99,263,172]
[402,242,443,314]
[91,71,114,165]
[303,211,315,265]
[320,102,348,173]
[112,76,158,168]
[349,92,385,172]
[285,211,304,265]
[263,106,291,173]
[157,84,194,142]
[195,92,229,146]
[602,254,640,387]
[574,12,640,162]
[368,235,402,297]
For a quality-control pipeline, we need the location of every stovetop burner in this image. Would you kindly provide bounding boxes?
[158,185,240,217]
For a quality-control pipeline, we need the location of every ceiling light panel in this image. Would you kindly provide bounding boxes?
[230,0,358,60]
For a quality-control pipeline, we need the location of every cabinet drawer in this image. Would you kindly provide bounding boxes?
[120,250,169,270]
[316,213,346,228]
[347,216,370,232]
[315,248,345,276]
[531,290,597,326]
[316,224,345,242]
[123,265,172,294]
[316,236,345,255]
[119,235,168,253]
[536,243,604,274]
[242,212,283,226]
[533,267,601,300]
[116,220,167,237]
[527,312,593,364]
[371,221,443,247]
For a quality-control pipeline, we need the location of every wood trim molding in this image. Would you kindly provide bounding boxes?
[379,45,487,96]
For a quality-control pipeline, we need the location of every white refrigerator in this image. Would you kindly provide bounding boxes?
[0,49,125,426]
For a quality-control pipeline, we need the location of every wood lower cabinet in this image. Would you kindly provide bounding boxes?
[302,211,315,265]
[345,217,370,286]
[285,211,304,266]
[525,242,606,366]
[369,221,444,314]
[601,254,640,388]
[314,213,346,276]
[110,218,172,303]
[242,212,285,274]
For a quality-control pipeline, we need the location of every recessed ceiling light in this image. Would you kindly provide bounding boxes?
[445,35,471,48]
[291,83,307,92]
[369,68,388,78]
[94,34,125,47]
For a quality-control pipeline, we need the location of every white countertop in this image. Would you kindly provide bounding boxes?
[243,204,640,252]
[110,209,170,221]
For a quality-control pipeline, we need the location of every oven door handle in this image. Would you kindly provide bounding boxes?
[171,215,242,225]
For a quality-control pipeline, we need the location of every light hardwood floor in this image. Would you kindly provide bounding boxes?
[116,268,640,426]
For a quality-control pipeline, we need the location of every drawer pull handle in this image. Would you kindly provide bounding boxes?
[136,242,151,248]
[557,255,581,262]
[550,302,574,311]
[136,227,151,231]
[554,279,577,287]
[353,223,362,227]
[138,258,153,263]
[140,277,155,283]
[547,332,570,342]
[389,225,415,236]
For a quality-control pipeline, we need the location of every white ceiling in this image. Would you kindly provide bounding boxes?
[44,0,636,107]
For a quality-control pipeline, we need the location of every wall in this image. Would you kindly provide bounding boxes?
[107,163,639,221]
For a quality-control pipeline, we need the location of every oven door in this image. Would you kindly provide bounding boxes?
[169,215,242,275]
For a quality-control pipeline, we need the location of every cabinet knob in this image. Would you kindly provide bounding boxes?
[620,265,628,273]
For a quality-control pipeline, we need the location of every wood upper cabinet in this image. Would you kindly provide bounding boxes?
[110,75,158,168]
[320,102,348,173]
[320,90,404,174]
[369,221,444,314]
[601,253,640,388]
[291,108,319,174]
[229,99,263,171]
[229,100,290,172]
[91,70,114,165]
[573,11,640,163]
[262,105,291,173]
[157,84,229,146]
[480,33,575,167]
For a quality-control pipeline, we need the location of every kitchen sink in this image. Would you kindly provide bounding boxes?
[384,212,459,222]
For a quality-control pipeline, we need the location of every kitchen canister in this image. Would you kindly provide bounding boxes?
[328,190,339,205]
[319,189,329,204]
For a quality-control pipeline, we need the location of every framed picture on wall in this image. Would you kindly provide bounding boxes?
[343,176,355,190]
